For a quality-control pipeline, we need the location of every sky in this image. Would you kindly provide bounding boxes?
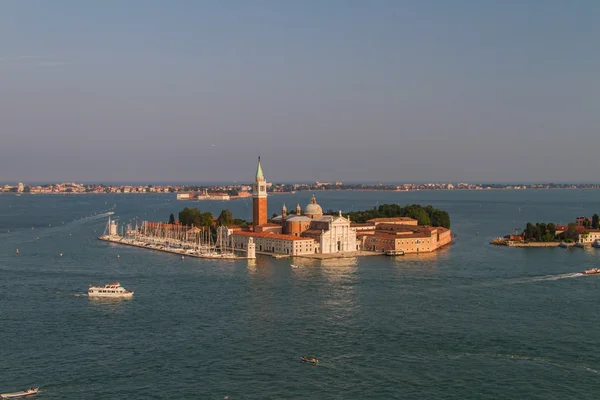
[1,0,598,183]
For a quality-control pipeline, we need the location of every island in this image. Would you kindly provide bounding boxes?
[491,214,600,247]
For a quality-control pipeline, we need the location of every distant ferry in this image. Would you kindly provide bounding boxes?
[88,282,133,298]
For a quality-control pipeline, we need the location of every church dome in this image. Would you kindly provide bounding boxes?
[304,195,323,217]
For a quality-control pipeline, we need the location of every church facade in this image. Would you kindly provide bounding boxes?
[301,212,358,253]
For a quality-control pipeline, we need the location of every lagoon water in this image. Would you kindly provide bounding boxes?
[1,190,600,399]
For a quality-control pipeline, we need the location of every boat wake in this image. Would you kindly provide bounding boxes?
[72,211,115,223]
[584,367,600,375]
[514,272,583,284]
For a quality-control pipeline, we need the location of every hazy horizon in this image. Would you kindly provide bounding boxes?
[1,1,598,182]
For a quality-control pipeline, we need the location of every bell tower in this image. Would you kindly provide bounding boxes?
[252,157,268,227]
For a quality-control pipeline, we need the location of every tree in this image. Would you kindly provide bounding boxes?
[200,212,214,227]
[524,223,536,240]
[535,223,546,241]
[168,213,175,224]
[431,210,451,229]
[218,209,234,226]
[404,205,431,226]
[547,223,556,239]
[179,207,202,226]
[567,222,577,238]
[592,214,600,229]
[583,219,591,229]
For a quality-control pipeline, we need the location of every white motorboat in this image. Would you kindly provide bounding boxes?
[291,264,300,269]
[1,387,39,398]
[88,282,133,298]
[592,240,600,248]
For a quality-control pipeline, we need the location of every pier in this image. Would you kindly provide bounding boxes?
[98,217,253,260]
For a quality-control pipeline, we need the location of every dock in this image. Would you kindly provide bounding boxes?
[98,235,249,260]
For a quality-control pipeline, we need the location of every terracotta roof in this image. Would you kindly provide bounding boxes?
[372,231,432,239]
[301,229,323,238]
[367,217,418,223]
[232,231,313,241]
[373,225,449,238]
[376,223,422,232]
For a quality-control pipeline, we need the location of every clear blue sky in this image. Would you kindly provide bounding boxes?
[1,0,598,183]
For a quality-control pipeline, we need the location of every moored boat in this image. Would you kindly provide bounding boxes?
[574,242,585,248]
[1,387,39,399]
[558,242,569,248]
[582,268,600,275]
[88,282,133,298]
[592,240,600,248]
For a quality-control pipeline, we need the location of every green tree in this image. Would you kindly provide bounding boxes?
[547,223,557,239]
[583,219,591,229]
[200,212,214,227]
[431,210,451,229]
[542,233,554,242]
[168,213,175,224]
[218,209,234,226]
[592,214,599,229]
[179,207,202,226]
[524,223,536,240]
[567,222,577,238]
[404,205,431,226]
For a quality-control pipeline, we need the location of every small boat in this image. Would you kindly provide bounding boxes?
[1,387,39,398]
[88,282,133,298]
[558,242,569,248]
[582,268,600,275]
[574,243,585,248]
[592,240,600,249]
[300,356,318,364]
[291,264,300,269]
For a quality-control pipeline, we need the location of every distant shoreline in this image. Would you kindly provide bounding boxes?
[4,187,600,196]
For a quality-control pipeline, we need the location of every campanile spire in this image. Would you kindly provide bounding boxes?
[252,157,268,226]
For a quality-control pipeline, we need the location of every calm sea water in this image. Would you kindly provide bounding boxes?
[1,190,600,399]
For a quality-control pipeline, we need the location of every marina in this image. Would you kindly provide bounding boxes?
[98,217,252,260]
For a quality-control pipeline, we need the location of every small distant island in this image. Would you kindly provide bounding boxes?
[492,214,600,247]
